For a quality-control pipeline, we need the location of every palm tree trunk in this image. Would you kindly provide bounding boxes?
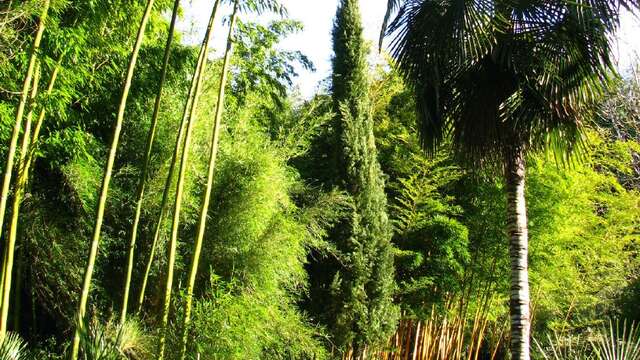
[0,0,49,313]
[178,3,237,358]
[136,37,206,314]
[70,1,156,358]
[504,147,530,360]
[0,62,41,337]
[119,0,181,327]
[157,1,220,358]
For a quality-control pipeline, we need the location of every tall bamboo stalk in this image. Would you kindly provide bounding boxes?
[135,39,206,313]
[28,59,61,155]
[70,1,156,358]
[157,1,220,358]
[0,0,50,315]
[0,63,41,337]
[0,57,62,331]
[178,3,238,359]
[119,0,181,327]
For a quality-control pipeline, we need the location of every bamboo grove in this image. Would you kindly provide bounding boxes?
[0,0,639,359]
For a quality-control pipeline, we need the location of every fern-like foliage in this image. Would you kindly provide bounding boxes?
[74,318,150,360]
[0,333,30,360]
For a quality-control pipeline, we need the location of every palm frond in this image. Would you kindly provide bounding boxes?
[590,319,640,360]
[238,0,287,16]
[380,0,403,51]
[381,0,639,165]
[385,0,502,155]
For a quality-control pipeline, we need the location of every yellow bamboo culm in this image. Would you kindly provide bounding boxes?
[341,287,505,360]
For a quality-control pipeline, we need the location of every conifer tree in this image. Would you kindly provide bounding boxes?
[329,0,398,353]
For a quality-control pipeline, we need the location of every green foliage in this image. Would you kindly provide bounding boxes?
[178,105,326,359]
[0,333,30,360]
[190,276,326,360]
[74,318,150,360]
[446,128,640,335]
[232,19,313,109]
[2,0,640,358]
[370,67,470,314]
[533,319,640,360]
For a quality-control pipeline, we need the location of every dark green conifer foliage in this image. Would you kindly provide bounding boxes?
[330,0,399,352]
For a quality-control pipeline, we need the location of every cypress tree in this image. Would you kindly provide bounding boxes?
[329,0,398,353]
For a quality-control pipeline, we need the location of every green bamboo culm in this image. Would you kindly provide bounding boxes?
[0,57,60,325]
[135,37,206,314]
[70,1,156,358]
[0,63,41,337]
[0,0,50,324]
[27,59,62,161]
[178,2,238,359]
[329,0,399,353]
[119,0,181,327]
[157,1,221,358]
[1,57,62,335]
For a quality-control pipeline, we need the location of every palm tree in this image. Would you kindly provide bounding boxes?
[0,0,50,322]
[119,0,181,327]
[70,0,157,358]
[156,1,221,358]
[381,0,638,359]
[177,2,238,358]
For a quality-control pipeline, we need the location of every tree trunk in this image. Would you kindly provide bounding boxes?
[0,0,49,315]
[505,147,530,360]
[157,1,220,358]
[120,0,180,327]
[71,1,156,358]
[178,2,237,359]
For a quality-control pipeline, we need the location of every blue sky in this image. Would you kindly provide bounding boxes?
[178,0,640,97]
